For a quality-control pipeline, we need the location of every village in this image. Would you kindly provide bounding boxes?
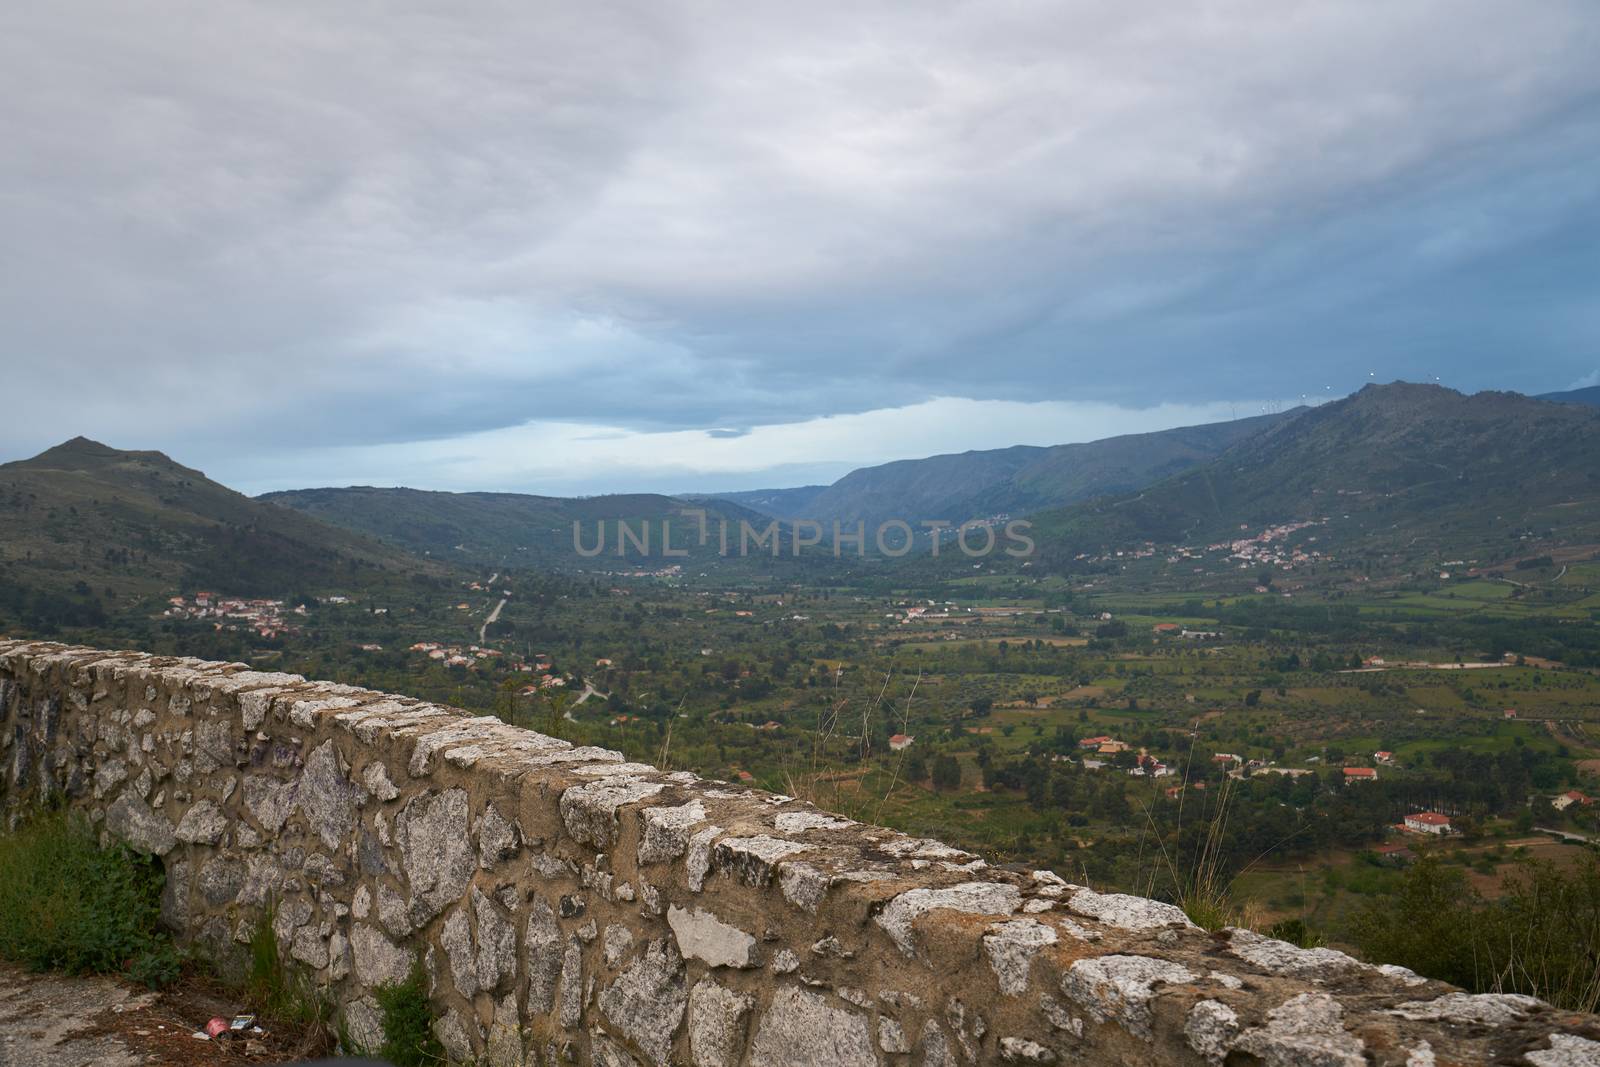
[403,641,608,700]
[1209,518,1329,570]
[1066,518,1331,577]
[163,592,299,638]
[887,599,1063,625]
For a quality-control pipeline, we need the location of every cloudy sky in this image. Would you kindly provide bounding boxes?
[2,2,1597,496]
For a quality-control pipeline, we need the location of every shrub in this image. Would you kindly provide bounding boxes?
[1350,857,1479,989]
[0,808,180,986]
[1353,853,1600,1012]
[370,963,445,1066]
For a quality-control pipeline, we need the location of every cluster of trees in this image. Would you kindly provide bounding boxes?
[0,573,109,634]
[960,737,1577,884]
[1353,854,1600,1012]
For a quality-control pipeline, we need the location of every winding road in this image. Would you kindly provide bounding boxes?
[1534,826,1592,844]
[479,597,506,644]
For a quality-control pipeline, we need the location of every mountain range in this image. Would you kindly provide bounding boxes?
[706,385,1600,560]
[5,383,1599,616]
[1024,382,1600,565]
[265,409,1297,566]
[697,410,1292,529]
[257,486,776,569]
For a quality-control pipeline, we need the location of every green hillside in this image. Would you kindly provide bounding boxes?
[960,410,1292,519]
[1026,383,1600,566]
[706,410,1291,529]
[0,438,439,625]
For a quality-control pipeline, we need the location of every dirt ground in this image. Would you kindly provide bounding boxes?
[0,961,334,1066]
[1459,836,1596,898]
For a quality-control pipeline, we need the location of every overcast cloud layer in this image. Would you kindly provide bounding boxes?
[2,1,1598,494]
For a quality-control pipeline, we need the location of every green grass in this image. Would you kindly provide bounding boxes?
[244,903,332,1028]
[0,808,180,986]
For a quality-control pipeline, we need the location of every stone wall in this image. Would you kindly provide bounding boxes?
[2,638,1597,1066]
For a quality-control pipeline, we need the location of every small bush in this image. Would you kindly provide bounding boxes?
[0,808,180,986]
[370,963,444,1066]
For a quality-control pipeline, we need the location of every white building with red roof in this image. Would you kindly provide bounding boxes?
[1404,812,1452,835]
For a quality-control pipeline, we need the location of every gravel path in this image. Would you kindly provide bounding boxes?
[0,963,152,1067]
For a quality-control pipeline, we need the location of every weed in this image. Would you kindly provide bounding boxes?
[1266,917,1327,949]
[0,808,180,986]
[1138,728,1308,932]
[243,902,330,1027]
[370,962,445,1066]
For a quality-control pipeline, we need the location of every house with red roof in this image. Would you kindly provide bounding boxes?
[1404,812,1452,834]
[1373,842,1417,865]
[1552,790,1591,812]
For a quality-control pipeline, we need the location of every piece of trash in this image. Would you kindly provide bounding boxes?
[230,1014,257,1031]
[191,1031,211,1041]
[250,1026,266,1035]
[245,1039,267,1055]
[205,1016,230,1038]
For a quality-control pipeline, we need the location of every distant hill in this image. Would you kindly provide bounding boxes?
[260,486,784,569]
[1025,383,1600,565]
[956,411,1296,520]
[1539,385,1600,407]
[683,485,829,518]
[0,437,433,618]
[701,410,1292,529]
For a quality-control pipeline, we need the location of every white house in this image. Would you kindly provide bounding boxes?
[1404,812,1451,835]
[1552,790,1590,812]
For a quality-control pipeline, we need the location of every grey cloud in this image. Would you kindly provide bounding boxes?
[2,1,1598,485]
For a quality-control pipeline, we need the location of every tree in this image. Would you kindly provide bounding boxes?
[493,677,520,723]
[931,754,962,791]
[1354,854,1600,1012]
[1350,857,1478,991]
